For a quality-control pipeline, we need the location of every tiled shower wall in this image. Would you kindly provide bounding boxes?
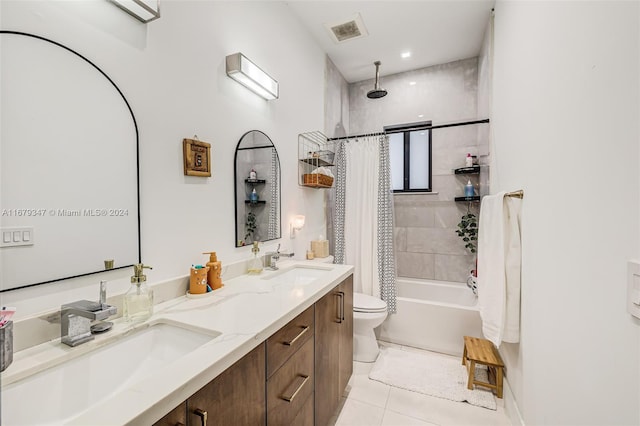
[348,58,483,283]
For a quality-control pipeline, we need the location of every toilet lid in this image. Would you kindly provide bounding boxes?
[353,292,387,313]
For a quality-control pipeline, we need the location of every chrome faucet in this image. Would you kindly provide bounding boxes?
[61,299,117,347]
[264,244,294,270]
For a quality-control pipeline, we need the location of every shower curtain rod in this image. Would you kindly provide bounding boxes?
[327,131,386,141]
[327,118,490,142]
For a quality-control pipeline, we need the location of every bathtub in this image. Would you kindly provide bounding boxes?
[377,278,483,356]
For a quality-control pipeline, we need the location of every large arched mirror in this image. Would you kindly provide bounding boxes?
[234,131,281,247]
[0,32,140,291]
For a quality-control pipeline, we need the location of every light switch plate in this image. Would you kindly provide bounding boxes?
[627,260,640,319]
[0,227,35,247]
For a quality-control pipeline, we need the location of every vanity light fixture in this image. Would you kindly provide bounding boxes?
[290,215,305,239]
[109,0,160,23]
[225,53,279,100]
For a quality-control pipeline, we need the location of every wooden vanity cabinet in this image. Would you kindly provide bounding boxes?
[154,344,266,426]
[315,275,353,426]
[186,343,266,426]
[153,402,186,426]
[153,274,353,426]
[267,338,314,425]
[266,305,315,425]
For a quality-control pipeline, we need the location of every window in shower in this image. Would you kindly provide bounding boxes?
[385,121,432,193]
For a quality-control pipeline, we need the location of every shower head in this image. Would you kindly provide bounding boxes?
[367,61,387,99]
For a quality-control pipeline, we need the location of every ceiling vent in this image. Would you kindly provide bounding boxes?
[324,13,369,43]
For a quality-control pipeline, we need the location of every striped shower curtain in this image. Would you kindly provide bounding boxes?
[333,134,397,313]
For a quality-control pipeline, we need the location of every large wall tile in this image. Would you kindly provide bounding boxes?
[434,202,469,228]
[394,227,407,252]
[406,228,469,255]
[394,204,435,227]
[396,252,435,279]
[435,254,476,282]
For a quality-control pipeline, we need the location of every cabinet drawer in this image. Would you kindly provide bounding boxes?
[267,337,314,426]
[267,305,314,378]
[290,392,314,426]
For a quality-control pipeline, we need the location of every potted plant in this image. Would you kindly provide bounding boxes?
[456,210,478,293]
[244,211,257,243]
[456,211,477,254]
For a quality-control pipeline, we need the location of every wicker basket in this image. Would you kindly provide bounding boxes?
[303,173,334,188]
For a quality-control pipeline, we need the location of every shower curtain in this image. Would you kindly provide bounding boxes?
[334,135,397,313]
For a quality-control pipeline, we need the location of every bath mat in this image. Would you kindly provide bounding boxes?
[368,347,497,410]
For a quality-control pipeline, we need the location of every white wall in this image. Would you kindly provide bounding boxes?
[0,1,327,318]
[492,1,640,424]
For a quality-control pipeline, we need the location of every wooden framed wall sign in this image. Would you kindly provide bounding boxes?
[183,138,211,177]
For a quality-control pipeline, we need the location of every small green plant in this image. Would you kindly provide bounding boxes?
[245,211,257,242]
[456,212,478,253]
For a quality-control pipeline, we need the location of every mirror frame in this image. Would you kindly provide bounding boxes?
[0,31,141,292]
[233,130,281,247]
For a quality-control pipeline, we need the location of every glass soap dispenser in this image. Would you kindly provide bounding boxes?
[247,241,263,275]
[124,263,153,322]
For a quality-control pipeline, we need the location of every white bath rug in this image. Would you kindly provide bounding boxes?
[368,347,497,410]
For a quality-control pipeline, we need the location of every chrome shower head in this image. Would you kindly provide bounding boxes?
[367,61,387,99]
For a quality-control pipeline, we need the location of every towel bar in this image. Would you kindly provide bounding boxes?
[506,190,524,199]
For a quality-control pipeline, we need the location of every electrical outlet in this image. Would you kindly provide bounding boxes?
[0,227,34,247]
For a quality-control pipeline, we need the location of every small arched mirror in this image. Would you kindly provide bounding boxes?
[234,131,281,247]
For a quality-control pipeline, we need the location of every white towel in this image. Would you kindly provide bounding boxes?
[477,192,522,347]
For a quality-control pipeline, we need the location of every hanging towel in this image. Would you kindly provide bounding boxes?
[477,192,522,347]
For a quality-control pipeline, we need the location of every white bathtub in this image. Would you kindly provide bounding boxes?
[378,278,483,356]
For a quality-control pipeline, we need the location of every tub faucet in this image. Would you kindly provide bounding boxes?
[264,244,294,270]
[61,300,117,347]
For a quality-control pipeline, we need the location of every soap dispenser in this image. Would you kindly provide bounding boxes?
[203,251,223,290]
[124,263,153,322]
[247,241,263,275]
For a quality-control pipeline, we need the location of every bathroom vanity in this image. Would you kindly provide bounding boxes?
[154,275,353,426]
[0,261,353,425]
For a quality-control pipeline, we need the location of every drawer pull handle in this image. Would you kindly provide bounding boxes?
[283,325,309,346]
[281,374,310,402]
[194,408,208,426]
[336,292,344,323]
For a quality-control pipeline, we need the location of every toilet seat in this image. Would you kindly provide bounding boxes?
[353,292,387,313]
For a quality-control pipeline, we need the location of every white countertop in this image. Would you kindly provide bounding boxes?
[1,260,353,425]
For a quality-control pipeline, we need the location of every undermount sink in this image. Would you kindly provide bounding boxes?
[2,321,220,425]
[263,265,333,286]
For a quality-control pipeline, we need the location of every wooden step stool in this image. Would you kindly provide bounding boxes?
[462,336,505,398]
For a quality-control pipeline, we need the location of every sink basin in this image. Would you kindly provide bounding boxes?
[264,265,332,286]
[2,321,220,425]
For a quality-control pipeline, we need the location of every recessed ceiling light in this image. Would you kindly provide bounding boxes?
[409,81,416,86]
[418,114,424,118]
[401,51,411,59]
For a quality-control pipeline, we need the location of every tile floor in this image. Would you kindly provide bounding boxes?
[328,341,511,426]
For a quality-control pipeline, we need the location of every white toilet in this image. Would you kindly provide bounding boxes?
[353,292,388,362]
